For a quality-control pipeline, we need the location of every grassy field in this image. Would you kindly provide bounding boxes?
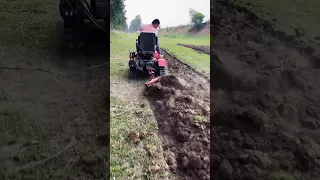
[0,0,58,52]
[110,95,162,178]
[160,34,210,74]
[110,30,209,178]
[111,32,210,75]
[112,31,210,74]
[233,0,320,40]
[110,31,166,179]
[159,25,193,36]
[0,1,59,179]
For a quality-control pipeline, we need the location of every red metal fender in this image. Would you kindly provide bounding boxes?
[157,58,167,67]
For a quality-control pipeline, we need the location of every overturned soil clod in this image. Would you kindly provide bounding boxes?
[212,1,320,180]
[178,43,210,55]
[144,51,210,179]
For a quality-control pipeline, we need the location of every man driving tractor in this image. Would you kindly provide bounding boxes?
[136,19,161,54]
[130,18,167,87]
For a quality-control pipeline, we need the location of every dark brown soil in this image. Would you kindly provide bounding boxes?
[178,43,210,55]
[211,1,320,180]
[0,22,109,179]
[144,50,210,179]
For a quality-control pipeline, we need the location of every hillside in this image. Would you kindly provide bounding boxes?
[159,20,210,36]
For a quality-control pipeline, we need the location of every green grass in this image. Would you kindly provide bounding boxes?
[0,1,62,178]
[110,31,136,77]
[0,1,108,179]
[0,0,58,52]
[159,25,192,36]
[233,0,320,40]
[110,30,209,178]
[110,96,159,178]
[111,31,210,75]
[110,31,167,179]
[270,171,300,180]
[0,108,57,179]
[160,34,210,74]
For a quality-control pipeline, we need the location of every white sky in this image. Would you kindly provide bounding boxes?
[124,0,210,28]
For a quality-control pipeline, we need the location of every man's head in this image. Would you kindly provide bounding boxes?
[152,19,160,29]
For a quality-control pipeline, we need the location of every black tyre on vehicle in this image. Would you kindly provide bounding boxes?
[128,59,136,79]
[129,67,137,79]
[59,0,86,54]
[64,16,86,53]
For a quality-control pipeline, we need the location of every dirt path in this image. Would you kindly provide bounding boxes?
[141,49,210,179]
[212,1,320,179]
[0,20,109,179]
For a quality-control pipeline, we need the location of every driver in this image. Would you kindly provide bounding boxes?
[137,19,161,54]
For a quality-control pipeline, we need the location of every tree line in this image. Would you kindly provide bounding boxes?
[110,0,127,31]
[126,9,205,33]
[110,0,206,32]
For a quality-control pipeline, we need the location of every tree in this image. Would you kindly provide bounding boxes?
[110,0,127,30]
[123,23,128,32]
[189,9,205,27]
[129,15,142,32]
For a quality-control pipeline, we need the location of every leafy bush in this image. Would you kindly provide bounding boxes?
[189,8,205,27]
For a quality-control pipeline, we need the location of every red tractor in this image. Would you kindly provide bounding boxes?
[129,32,167,87]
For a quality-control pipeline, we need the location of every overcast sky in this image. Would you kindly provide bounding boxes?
[124,0,210,28]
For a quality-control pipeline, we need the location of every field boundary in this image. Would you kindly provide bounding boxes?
[162,48,210,80]
[215,1,319,64]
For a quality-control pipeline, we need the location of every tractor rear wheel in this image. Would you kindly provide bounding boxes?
[64,16,86,53]
[129,67,137,79]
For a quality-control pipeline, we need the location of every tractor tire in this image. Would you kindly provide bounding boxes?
[64,16,86,54]
[129,67,137,79]
[159,67,166,77]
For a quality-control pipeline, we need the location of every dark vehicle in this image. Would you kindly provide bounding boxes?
[129,32,167,86]
[59,0,108,51]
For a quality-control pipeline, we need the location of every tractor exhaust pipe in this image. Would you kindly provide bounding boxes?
[145,77,161,87]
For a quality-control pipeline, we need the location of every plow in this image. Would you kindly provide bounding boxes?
[129,32,167,87]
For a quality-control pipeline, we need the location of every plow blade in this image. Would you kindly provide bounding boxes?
[145,77,161,87]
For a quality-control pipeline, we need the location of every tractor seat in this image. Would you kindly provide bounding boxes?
[137,32,157,55]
